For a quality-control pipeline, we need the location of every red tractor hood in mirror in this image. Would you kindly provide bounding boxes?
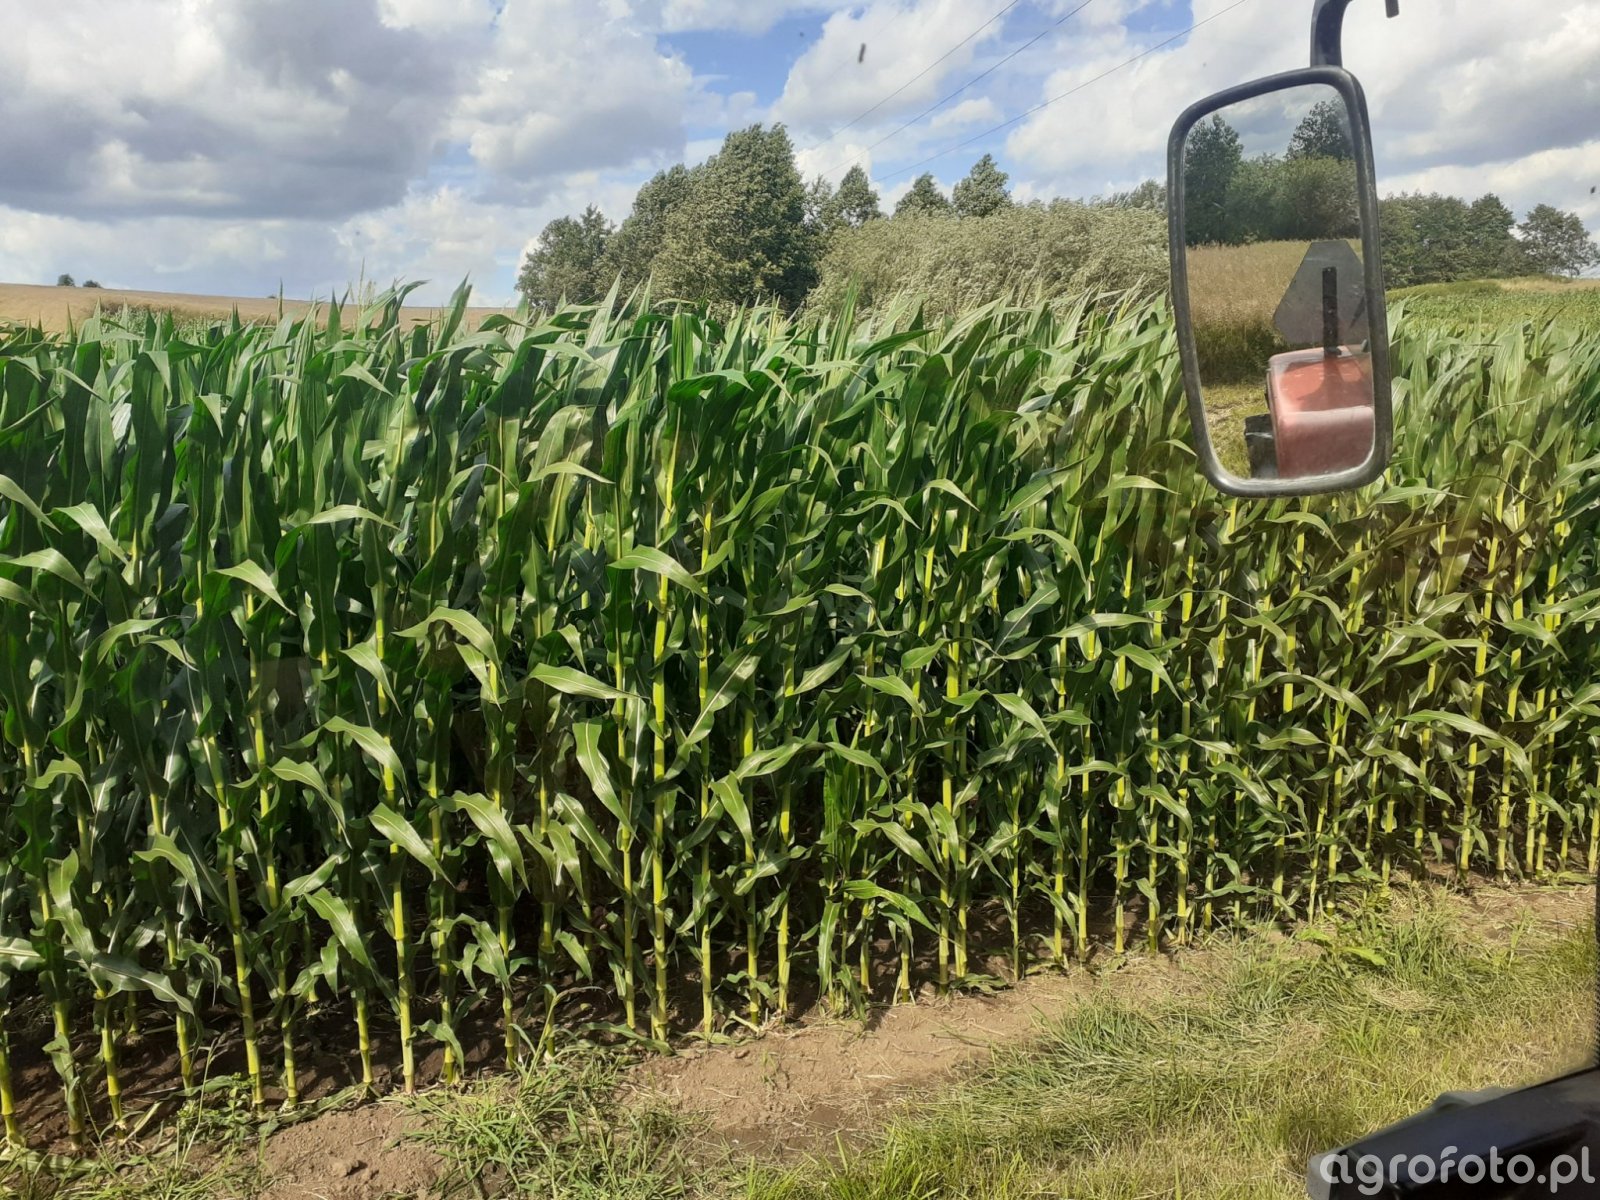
[1267,348,1374,478]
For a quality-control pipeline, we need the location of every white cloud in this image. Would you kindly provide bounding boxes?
[0,0,469,220]
[333,186,520,301]
[0,207,304,295]
[0,170,652,308]
[1387,141,1600,232]
[773,0,1010,134]
[328,168,664,305]
[1003,0,1600,225]
[0,0,711,300]
[657,0,854,34]
[795,141,874,184]
[450,0,696,202]
[1,0,1595,308]
[376,0,498,30]
[929,96,1000,131]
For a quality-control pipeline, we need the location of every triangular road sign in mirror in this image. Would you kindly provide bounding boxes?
[1273,239,1369,348]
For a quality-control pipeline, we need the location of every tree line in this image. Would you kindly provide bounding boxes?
[517,124,1016,311]
[519,117,1597,311]
[1180,102,1599,285]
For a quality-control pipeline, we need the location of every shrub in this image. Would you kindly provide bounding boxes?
[812,202,1167,316]
[1193,316,1288,384]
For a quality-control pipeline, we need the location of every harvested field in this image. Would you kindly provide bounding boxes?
[0,282,507,334]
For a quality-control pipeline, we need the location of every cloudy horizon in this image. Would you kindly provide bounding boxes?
[0,0,1593,305]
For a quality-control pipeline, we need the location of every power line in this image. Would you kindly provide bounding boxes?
[819,0,1098,180]
[803,0,1026,153]
[877,0,1258,185]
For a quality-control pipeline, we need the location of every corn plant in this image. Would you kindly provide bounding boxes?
[0,291,1593,1145]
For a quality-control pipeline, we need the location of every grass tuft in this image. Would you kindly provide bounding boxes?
[403,1048,700,1200]
[746,895,1594,1200]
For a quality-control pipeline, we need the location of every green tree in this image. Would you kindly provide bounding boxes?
[1465,194,1519,277]
[1377,192,1533,286]
[55,273,74,287]
[1272,156,1359,242]
[604,164,701,293]
[952,154,1012,218]
[830,165,882,227]
[1182,115,1243,245]
[654,124,816,308]
[1287,99,1354,162]
[806,166,881,241]
[1104,179,1166,210]
[895,172,952,217]
[1517,205,1600,276]
[1379,193,1476,287]
[804,175,837,235]
[1378,196,1425,287]
[1220,155,1281,242]
[516,206,614,308]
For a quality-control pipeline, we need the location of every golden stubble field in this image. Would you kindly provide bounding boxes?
[0,282,509,333]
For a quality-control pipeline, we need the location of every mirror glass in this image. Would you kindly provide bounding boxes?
[1182,82,1374,484]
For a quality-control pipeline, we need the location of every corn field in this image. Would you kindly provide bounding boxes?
[0,286,1596,1145]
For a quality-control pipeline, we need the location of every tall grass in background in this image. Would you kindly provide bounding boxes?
[810,204,1168,318]
[0,284,1596,1145]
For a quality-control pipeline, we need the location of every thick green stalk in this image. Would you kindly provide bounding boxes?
[742,707,759,1025]
[33,847,84,1143]
[375,609,415,1093]
[0,1011,18,1147]
[1461,521,1500,879]
[650,503,673,1040]
[94,985,124,1130]
[147,787,195,1094]
[429,765,456,1085]
[215,775,263,1108]
[1146,651,1161,954]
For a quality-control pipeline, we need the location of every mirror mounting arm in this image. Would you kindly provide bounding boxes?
[1310,0,1399,69]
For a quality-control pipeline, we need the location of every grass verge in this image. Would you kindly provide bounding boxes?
[743,891,1593,1200]
[3,888,1590,1200]
[404,1051,699,1200]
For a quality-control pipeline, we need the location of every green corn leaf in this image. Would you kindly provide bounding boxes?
[445,791,526,889]
[610,546,710,599]
[370,803,447,882]
[532,663,638,704]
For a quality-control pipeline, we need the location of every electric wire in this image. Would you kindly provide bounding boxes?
[803,0,1026,151]
[876,0,1257,184]
[817,0,1098,180]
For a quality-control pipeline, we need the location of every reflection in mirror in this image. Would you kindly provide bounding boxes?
[1183,83,1374,484]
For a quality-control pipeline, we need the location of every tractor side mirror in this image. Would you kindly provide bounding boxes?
[1167,66,1392,497]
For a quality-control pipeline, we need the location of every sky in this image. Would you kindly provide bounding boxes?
[0,0,1594,304]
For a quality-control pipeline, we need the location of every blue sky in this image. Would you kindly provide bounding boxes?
[0,0,1594,304]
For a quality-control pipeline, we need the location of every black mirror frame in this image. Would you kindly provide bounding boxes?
[1166,65,1393,499]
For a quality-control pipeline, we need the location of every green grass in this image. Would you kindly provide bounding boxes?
[742,894,1593,1200]
[10,891,1585,1200]
[0,1079,268,1200]
[1201,380,1269,478]
[1392,277,1600,328]
[404,1051,699,1200]
[1185,241,1350,328]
